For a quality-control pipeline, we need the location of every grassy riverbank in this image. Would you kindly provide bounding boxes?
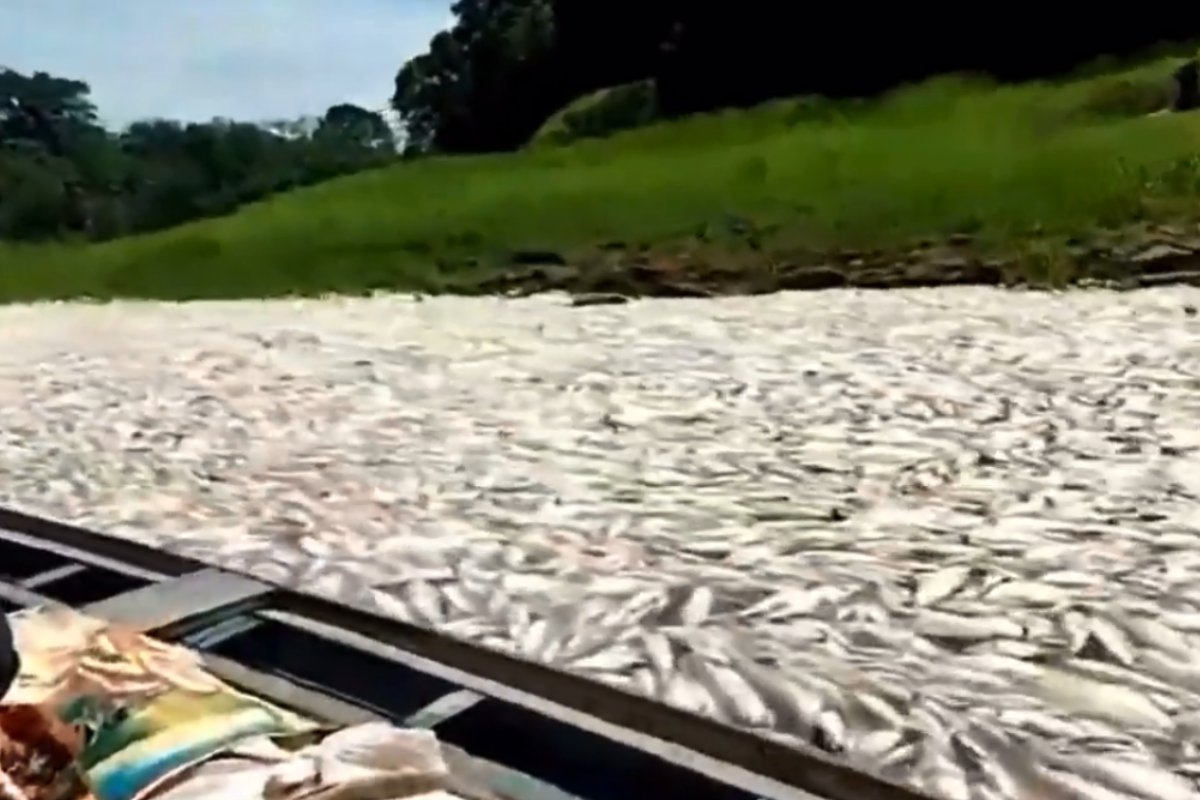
[6,56,1200,301]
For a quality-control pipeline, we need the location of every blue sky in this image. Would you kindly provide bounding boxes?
[0,0,453,127]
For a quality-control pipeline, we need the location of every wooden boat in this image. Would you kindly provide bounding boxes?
[0,506,933,800]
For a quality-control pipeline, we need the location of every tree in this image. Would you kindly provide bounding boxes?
[315,104,395,152]
[0,68,101,152]
[0,68,113,236]
[0,66,399,243]
[387,1,1200,153]
[391,0,561,155]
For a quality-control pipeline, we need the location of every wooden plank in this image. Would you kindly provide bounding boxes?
[0,508,197,577]
[20,564,87,588]
[83,568,274,632]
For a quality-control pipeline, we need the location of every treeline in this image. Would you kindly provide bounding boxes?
[392,0,1200,154]
[0,68,396,242]
[7,7,1195,246]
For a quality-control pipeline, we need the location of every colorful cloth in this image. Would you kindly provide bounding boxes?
[5,606,317,800]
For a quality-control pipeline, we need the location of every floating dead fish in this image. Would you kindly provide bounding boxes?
[915,610,1025,641]
[1033,667,1174,731]
[852,727,905,759]
[1078,615,1138,667]
[16,291,1200,800]
[1046,753,1198,800]
[984,579,1071,607]
[1116,610,1196,660]
[914,564,980,607]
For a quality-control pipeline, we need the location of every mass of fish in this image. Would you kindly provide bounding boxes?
[0,287,1198,799]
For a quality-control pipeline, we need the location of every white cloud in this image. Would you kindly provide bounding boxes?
[0,0,452,127]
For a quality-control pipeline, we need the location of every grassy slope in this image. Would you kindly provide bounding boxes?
[526,80,657,148]
[5,57,1200,301]
[526,85,624,146]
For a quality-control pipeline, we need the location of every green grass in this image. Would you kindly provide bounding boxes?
[8,55,1200,301]
[527,80,659,148]
[526,84,628,146]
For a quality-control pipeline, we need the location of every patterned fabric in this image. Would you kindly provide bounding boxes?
[4,606,317,800]
[3,607,584,800]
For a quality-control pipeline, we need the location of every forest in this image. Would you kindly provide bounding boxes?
[0,68,395,242]
[3,1,1198,246]
[389,1,1200,153]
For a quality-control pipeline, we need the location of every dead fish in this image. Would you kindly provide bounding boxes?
[628,667,660,697]
[877,741,918,772]
[967,639,1046,660]
[639,630,676,680]
[656,584,717,627]
[851,690,907,730]
[1034,765,1149,800]
[1046,743,1195,796]
[1157,610,1200,633]
[439,583,484,616]
[739,586,844,621]
[852,728,904,759]
[814,707,848,752]
[601,588,668,627]
[1138,649,1200,695]
[915,610,1024,641]
[1065,656,1177,695]
[955,652,1044,680]
[685,655,773,728]
[370,589,416,622]
[1080,615,1138,667]
[559,623,625,662]
[984,579,1070,607]
[569,642,643,673]
[914,564,979,607]
[727,653,826,740]
[966,723,1104,800]
[1039,569,1104,588]
[519,617,561,660]
[678,585,715,626]
[404,579,446,625]
[437,618,500,639]
[836,601,891,625]
[1115,610,1195,660]
[1033,667,1173,731]
[1061,607,1092,653]
[1173,708,1200,738]
[913,747,970,800]
[662,670,720,718]
[997,708,1086,740]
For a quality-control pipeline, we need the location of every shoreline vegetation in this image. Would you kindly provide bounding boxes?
[8,56,1200,303]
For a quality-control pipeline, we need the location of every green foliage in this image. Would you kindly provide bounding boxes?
[529,81,660,148]
[392,0,559,154]
[387,0,1200,158]
[0,68,397,243]
[9,60,1200,301]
